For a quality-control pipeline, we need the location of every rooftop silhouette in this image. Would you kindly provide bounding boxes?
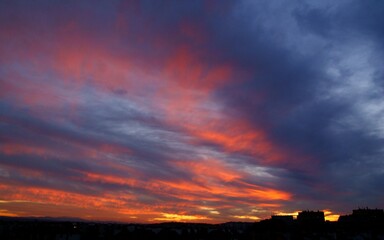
[1,208,383,239]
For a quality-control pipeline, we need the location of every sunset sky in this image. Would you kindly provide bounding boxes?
[1,0,384,223]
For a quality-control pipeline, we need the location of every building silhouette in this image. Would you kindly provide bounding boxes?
[1,208,384,240]
[271,215,294,223]
[339,207,384,224]
[297,210,325,224]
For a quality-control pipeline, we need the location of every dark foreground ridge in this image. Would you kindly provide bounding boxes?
[1,208,383,240]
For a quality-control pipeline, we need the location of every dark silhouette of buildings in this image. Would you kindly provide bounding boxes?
[339,207,384,223]
[336,208,384,239]
[297,210,325,224]
[352,208,384,219]
[271,215,294,223]
[1,208,383,240]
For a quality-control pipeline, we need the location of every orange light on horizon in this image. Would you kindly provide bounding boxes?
[273,211,300,219]
[323,209,340,221]
[0,209,19,217]
[153,213,209,222]
[233,215,260,221]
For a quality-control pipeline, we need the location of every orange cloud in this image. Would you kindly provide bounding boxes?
[160,159,291,203]
[174,158,241,182]
[0,141,131,162]
[81,172,138,187]
[0,184,125,209]
[185,118,287,164]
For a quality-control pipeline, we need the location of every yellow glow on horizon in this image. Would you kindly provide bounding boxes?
[153,213,209,222]
[323,209,340,221]
[0,209,18,217]
[274,211,300,217]
[0,200,35,203]
[233,215,260,221]
[325,214,339,221]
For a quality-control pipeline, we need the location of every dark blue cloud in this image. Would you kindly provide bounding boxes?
[206,0,384,210]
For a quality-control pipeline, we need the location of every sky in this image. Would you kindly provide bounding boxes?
[0,0,384,223]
